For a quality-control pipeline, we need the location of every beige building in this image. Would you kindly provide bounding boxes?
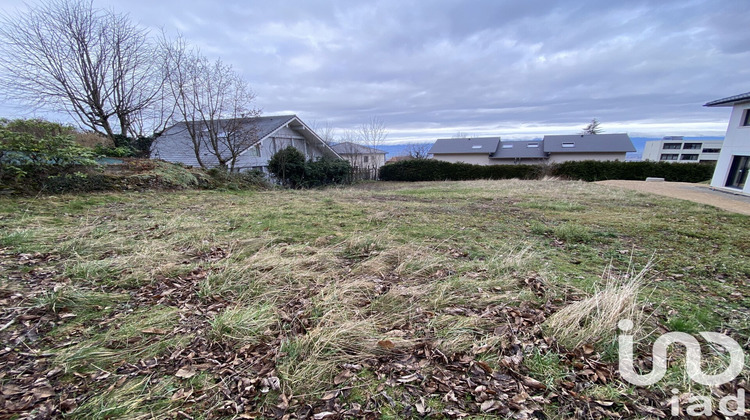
[429,134,634,165]
[330,142,387,179]
[642,136,722,162]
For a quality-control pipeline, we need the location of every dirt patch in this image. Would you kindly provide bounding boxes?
[597,180,750,216]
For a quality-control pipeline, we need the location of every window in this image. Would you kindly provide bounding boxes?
[561,142,575,148]
[527,143,539,148]
[702,148,721,153]
[660,154,679,161]
[249,144,261,157]
[683,143,702,150]
[680,154,699,161]
[363,156,369,163]
[501,144,513,149]
[743,109,750,126]
[471,145,482,149]
[663,143,682,149]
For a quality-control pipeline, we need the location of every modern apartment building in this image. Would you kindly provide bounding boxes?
[642,136,722,163]
[705,92,750,194]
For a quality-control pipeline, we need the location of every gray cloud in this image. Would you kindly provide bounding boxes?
[0,0,747,141]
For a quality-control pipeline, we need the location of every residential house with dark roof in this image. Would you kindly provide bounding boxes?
[705,91,750,195]
[151,115,340,172]
[542,134,635,163]
[428,137,503,165]
[429,134,634,165]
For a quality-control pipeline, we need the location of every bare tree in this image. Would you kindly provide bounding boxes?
[0,0,165,139]
[311,120,337,146]
[407,143,431,159]
[581,118,603,135]
[357,116,388,150]
[163,36,261,171]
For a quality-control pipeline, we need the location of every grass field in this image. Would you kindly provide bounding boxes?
[1,180,748,418]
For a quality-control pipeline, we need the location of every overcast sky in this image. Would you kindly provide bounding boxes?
[1,0,748,143]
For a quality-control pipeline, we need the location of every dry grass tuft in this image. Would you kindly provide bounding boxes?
[545,261,652,349]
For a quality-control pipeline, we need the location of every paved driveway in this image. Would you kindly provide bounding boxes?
[596,180,750,216]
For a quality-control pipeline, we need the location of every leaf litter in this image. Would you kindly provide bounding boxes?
[1,188,747,419]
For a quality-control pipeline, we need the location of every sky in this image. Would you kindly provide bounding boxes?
[0,0,748,144]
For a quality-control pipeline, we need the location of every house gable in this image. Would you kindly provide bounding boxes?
[152,115,341,171]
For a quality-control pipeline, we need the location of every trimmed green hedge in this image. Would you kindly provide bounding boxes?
[379,159,716,183]
[551,160,715,182]
[379,159,542,181]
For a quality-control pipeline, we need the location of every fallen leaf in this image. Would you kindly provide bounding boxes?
[1,384,23,395]
[33,387,55,399]
[415,397,427,415]
[175,366,196,379]
[333,369,353,385]
[377,339,395,349]
[313,411,335,419]
[321,390,338,401]
[475,360,493,374]
[480,400,499,412]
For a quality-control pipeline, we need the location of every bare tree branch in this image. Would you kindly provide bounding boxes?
[0,0,164,139]
[162,35,261,171]
[357,116,387,149]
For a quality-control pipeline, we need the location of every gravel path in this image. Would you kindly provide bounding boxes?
[596,180,750,216]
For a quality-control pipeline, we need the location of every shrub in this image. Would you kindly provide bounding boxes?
[93,144,133,157]
[551,160,715,182]
[1,119,98,182]
[111,134,154,158]
[268,146,306,187]
[302,157,352,188]
[379,159,716,183]
[205,168,270,190]
[268,147,352,188]
[378,159,541,182]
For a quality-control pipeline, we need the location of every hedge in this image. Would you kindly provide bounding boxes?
[379,159,542,181]
[379,159,715,183]
[551,160,715,182]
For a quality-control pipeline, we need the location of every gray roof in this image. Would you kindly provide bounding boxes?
[152,114,341,167]
[542,133,635,153]
[490,140,546,159]
[705,91,750,107]
[164,115,298,144]
[429,137,501,154]
[331,142,386,155]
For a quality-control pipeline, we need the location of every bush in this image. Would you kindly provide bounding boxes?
[1,119,98,182]
[379,159,716,183]
[93,144,133,157]
[302,157,352,188]
[268,146,306,187]
[551,160,715,182]
[205,168,270,190]
[378,159,541,181]
[112,134,153,158]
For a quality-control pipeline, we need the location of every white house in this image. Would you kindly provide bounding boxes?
[429,134,634,165]
[151,115,341,172]
[330,142,387,169]
[705,92,750,194]
[642,136,723,163]
[330,142,387,180]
